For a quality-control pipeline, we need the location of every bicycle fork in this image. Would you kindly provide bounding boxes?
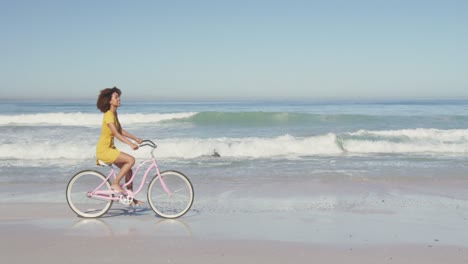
[153,162,173,196]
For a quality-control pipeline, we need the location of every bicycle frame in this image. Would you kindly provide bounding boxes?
[89,142,172,201]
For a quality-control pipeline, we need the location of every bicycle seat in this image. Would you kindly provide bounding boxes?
[97,160,112,167]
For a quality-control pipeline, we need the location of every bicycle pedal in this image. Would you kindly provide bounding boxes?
[119,195,133,206]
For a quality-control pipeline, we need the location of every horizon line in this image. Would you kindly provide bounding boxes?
[1,95,468,102]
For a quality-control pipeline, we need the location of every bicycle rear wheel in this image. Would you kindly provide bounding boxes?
[66,170,113,218]
[147,170,194,219]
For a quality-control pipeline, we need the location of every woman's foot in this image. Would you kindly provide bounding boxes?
[111,184,126,194]
[126,183,133,190]
[130,199,144,207]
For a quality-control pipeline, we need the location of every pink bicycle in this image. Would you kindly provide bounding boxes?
[66,140,194,219]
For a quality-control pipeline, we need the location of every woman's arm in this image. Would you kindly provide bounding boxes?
[108,123,139,150]
[122,128,142,144]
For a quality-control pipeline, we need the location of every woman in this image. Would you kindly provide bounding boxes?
[96,87,143,206]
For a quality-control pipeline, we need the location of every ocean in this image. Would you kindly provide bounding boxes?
[1,99,468,211]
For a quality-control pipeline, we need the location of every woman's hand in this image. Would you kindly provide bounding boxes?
[130,143,139,150]
[135,138,143,144]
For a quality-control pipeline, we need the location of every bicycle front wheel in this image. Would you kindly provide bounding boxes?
[66,170,113,218]
[147,170,194,219]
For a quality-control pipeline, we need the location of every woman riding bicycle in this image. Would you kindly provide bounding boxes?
[96,87,143,206]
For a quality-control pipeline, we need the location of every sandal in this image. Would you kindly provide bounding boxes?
[111,185,126,195]
[130,199,145,207]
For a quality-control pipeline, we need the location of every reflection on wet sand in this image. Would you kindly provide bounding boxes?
[69,217,192,238]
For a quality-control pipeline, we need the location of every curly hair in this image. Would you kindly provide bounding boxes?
[96,87,122,113]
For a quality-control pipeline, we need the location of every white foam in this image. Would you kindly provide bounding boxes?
[0,142,95,160]
[345,128,468,154]
[151,134,343,159]
[1,129,467,161]
[350,128,468,141]
[0,134,341,160]
[0,112,197,126]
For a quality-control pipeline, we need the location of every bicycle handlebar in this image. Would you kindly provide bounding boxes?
[139,139,157,149]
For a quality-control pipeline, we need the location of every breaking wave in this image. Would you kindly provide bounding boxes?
[1,129,467,160]
[0,112,197,126]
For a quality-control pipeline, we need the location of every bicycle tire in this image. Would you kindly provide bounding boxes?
[147,170,194,219]
[66,170,113,218]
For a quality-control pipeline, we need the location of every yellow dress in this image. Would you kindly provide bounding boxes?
[96,110,121,164]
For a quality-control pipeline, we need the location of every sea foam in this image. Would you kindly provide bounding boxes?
[1,129,467,161]
[0,112,197,126]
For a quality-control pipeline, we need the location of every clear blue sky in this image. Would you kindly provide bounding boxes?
[1,0,467,100]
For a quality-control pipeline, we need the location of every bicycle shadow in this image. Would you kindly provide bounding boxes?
[101,206,153,218]
[99,205,200,219]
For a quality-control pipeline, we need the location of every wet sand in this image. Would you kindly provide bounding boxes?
[1,201,468,264]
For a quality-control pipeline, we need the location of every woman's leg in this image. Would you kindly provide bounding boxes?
[110,152,135,192]
[118,163,145,206]
[112,153,144,206]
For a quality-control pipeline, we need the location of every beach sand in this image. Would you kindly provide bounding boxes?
[1,169,468,264]
[2,222,467,264]
[1,194,468,264]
